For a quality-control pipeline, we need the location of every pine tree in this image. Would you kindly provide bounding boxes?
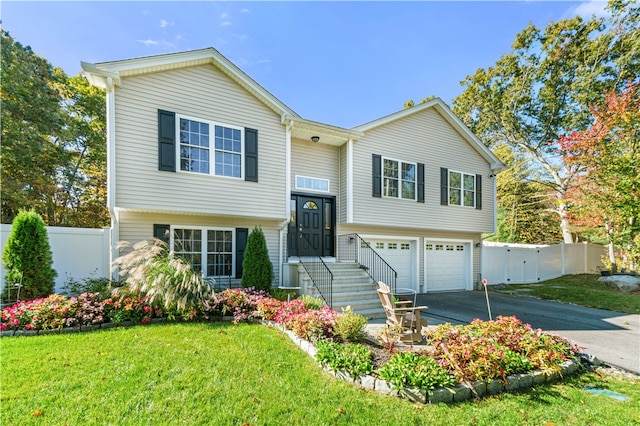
[241,226,273,291]
[2,209,57,302]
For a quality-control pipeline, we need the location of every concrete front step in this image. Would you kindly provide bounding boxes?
[298,261,384,319]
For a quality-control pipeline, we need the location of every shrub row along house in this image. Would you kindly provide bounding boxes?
[82,48,503,316]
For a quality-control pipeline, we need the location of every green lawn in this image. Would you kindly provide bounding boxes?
[504,274,640,314]
[2,322,639,425]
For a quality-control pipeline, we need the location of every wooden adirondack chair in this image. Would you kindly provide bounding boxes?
[377,281,428,344]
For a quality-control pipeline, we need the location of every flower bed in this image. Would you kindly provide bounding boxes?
[0,290,584,403]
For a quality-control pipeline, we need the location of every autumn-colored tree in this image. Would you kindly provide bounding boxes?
[559,82,640,272]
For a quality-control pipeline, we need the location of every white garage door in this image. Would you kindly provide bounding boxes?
[425,241,470,291]
[367,239,416,292]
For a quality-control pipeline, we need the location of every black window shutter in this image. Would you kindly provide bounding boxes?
[372,154,382,197]
[153,224,171,245]
[440,168,449,205]
[475,174,482,210]
[245,128,258,182]
[235,228,249,278]
[158,110,176,172]
[417,163,425,203]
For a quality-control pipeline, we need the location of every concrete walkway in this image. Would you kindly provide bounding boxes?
[366,291,640,375]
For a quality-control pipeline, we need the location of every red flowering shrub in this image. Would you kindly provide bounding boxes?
[257,297,284,321]
[274,299,308,328]
[73,292,107,326]
[102,292,162,324]
[213,287,270,323]
[425,315,580,382]
[286,305,339,341]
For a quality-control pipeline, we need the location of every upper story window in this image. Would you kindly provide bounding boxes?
[383,158,416,200]
[178,116,243,178]
[295,175,330,192]
[448,170,476,207]
[159,110,258,182]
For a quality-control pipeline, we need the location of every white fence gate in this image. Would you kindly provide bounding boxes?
[0,225,110,295]
[482,242,606,285]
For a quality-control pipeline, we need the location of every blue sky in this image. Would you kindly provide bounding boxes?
[2,1,608,128]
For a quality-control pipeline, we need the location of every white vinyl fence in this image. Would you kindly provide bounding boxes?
[0,225,110,295]
[482,242,606,285]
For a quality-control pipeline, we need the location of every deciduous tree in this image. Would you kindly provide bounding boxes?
[452,0,639,243]
[560,82,640,272]
[0,30,107,227]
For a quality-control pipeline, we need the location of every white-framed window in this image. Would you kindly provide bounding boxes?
[382,157,416,200]
[171,226,235,277]
[295,175,330,192]
[178,115,243,179]
[449,170,476,207]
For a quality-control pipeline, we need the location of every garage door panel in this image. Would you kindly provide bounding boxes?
[366,239,416,292]
[425,241,469,292]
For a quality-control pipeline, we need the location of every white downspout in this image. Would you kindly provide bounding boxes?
[279,123,292,286]
[346,138,354,224]
[105,77,119,281]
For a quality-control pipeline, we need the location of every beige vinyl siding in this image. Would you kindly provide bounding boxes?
[337,224,480,289]
[339,144,348,224]
[352,108,495,233]
[118,211,282,284]
[113,65,286,220]
[290,138,340,198]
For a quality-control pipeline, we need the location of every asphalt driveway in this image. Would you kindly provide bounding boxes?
[415,290,640,375]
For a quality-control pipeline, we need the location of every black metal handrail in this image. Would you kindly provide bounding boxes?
[297,231,334,308]
[337,233,397,293]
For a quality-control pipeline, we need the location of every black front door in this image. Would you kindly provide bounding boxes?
[288,194,334,257]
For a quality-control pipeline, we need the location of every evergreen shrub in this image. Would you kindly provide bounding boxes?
[2,209,57,302]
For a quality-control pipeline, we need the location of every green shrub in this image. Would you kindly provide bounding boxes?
[333,306,367,342]
[241,226,273,292]
[377,352,457,391]
[269,288,290,301]
[298,294,325,310]
[2,209,57,302]
[63,275,112,297]
[112,238,210,310]
[316,341,373,377]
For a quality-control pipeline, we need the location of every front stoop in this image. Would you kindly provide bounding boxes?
[297,262,384,319]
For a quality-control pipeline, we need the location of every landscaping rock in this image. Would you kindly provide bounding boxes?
[486,379,504,395]
[61,326,80,334]
[100,322,118,329]
[560,360,579,377]
[531,370,546,385]
[598,275,640,292]
[451,384,472,402]
[374,379,395,395]
[39,329,60,336]
[399,388,428,404]
[360,375,376,390]
[471,381,487,398]
[429,387,454,404]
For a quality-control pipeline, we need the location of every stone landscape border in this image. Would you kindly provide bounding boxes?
[264,320,585,404]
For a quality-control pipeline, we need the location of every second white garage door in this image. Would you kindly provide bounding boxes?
[367,239,417,292]
[424,241,471,291]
